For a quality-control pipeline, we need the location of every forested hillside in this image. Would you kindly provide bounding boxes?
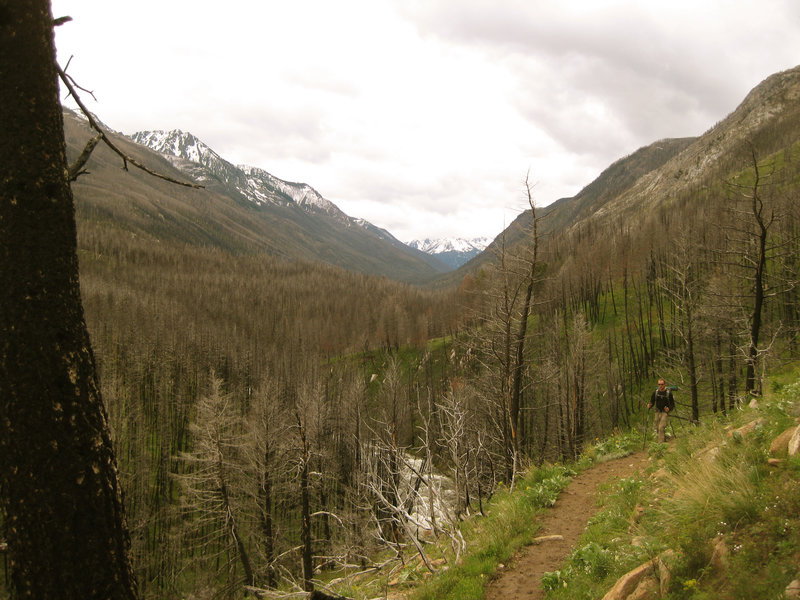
[452,66,800,283]
[84,65,800,599]
[3,63,799,600]
[64,111,447,284]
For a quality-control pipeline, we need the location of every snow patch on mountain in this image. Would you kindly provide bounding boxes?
[407,237,490,269]
[408,237,490,254]
[129,129,346,220]
[131,130,218,171]
[238,166,341,216]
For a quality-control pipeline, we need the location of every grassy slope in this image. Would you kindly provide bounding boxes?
[317,363,800,600]
[543,364,800,600]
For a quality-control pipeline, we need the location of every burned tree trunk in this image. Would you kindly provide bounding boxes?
[0,2,137,598]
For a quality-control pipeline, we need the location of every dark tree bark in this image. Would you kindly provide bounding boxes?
[510,177,539,462]
[0,3,137,598]
[743,147,769,395]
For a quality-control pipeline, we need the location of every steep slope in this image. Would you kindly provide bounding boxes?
[440,65,800,286]
[594,65,800,222]
[129,130,345,216]
[66,113,446,283]
[540,137,696,234]
[433,136,693,286]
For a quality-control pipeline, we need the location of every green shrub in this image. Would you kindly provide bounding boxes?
[541,568,572,591]
[570,542,614,578]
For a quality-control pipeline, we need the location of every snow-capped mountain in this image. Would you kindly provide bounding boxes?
[239,165,340,215]
[121,126,449,280]
[129,129,345,219]
[407,237,490,269]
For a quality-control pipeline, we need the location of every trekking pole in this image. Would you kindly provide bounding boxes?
[642,403,650,450]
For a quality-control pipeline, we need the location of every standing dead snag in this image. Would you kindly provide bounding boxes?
[715,142,795,398]
[472,174,541,480]
[510,173,540,465]
[294,403,314,593]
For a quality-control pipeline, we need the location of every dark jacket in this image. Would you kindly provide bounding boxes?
[650,388,675,413]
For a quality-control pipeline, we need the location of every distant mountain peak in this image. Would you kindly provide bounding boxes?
[131,130,220,171]
[408,237,490,253]
[407,237,490,269]
[129,129,345,219]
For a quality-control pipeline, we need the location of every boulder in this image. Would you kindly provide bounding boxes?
[627,575,659,600]
[601,560,655,600]
[789,427,800,457]
[785,579,800,600]
[601,551,673,600]
[769,426,799,457]
[727,418,766,439]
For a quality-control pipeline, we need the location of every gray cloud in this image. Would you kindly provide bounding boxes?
[400,0,800,157]
[53,0,800,241]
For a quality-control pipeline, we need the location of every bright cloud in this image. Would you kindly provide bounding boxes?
[51,0,800,241]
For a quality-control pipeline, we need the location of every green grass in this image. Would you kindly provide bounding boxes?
[539,367,800,600]
[323,368,800,600]
[406,464,578,600]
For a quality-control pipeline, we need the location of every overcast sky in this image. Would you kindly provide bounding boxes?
[51,0,800,242]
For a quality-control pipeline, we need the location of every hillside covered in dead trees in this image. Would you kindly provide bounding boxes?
[4,53,800,599]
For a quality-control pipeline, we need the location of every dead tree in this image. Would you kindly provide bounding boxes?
[177,372,255,590]
[717,143,795,396]
[657,227,706,422]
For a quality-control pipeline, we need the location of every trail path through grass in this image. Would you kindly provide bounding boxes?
[484,451,650,600]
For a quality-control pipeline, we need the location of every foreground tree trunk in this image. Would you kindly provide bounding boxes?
[0,3,138,598]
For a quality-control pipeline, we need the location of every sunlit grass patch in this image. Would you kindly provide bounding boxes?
[660,455,763,538]
[538,374,800,600]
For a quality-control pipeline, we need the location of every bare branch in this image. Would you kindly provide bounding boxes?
[67,132,101,181]
[56,61,204,189]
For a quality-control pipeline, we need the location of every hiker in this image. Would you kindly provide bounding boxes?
[648,378,675,443]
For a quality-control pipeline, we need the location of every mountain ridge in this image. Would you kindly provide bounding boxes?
[65,112,448,283]
[129,129,346,217]
[65,65,800,288]
[129,127,453,274]
[441,65,800,286]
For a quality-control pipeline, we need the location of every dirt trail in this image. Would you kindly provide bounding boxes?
[484,451,650,600]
